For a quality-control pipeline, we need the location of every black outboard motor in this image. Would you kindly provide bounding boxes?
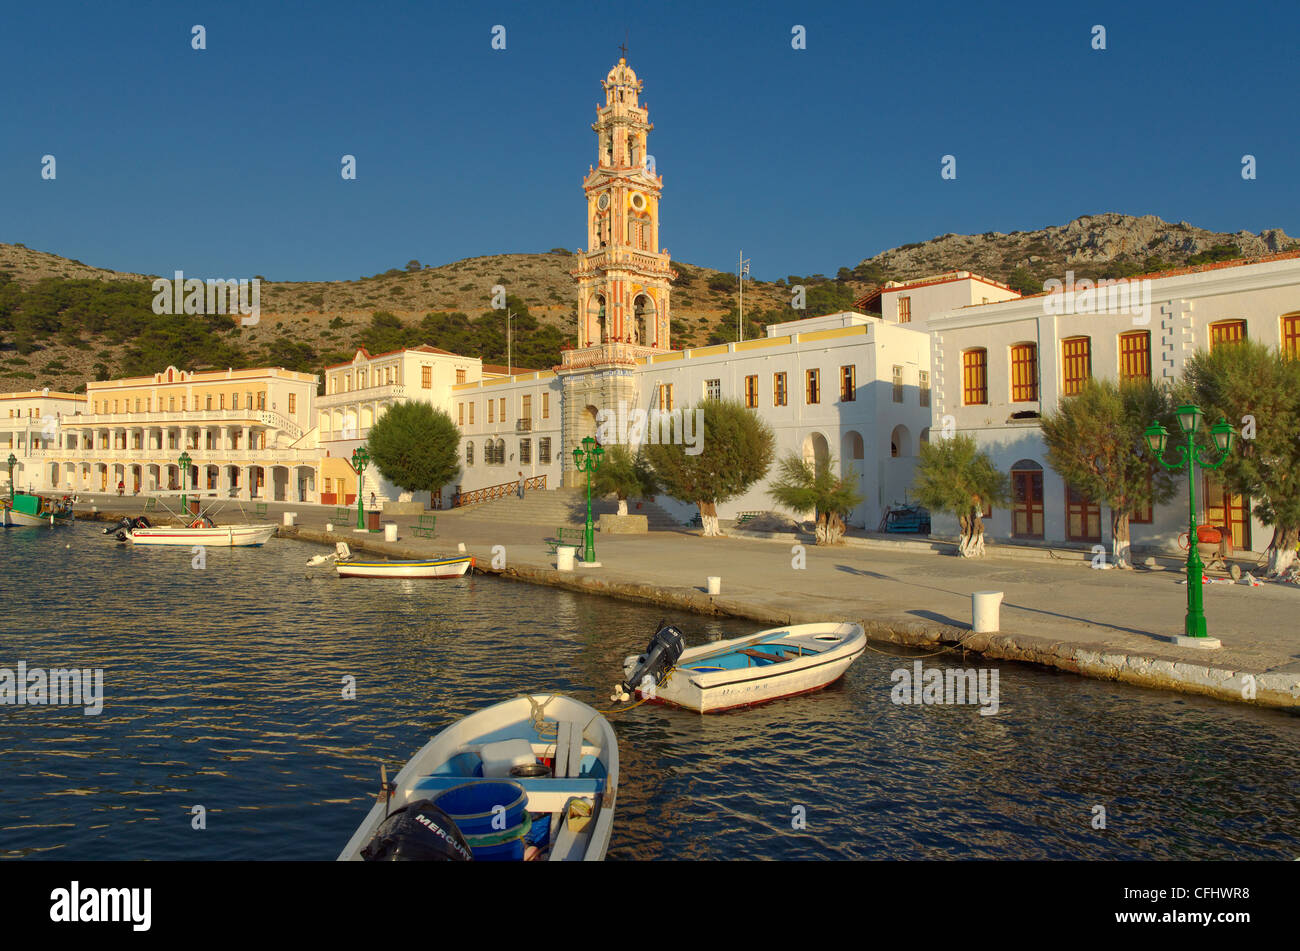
[622,623,686,693]
[105,515,149,539]
[360,799,473,862]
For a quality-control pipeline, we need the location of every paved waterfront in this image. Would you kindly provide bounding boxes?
[77,494,1300,708]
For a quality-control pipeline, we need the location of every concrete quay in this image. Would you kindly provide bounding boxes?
[75,494,1300,709]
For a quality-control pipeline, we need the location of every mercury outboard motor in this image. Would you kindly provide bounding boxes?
[622,623,686,693]
[360,799,473,862]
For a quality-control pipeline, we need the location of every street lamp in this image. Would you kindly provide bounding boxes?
[571,436,604,563]
[351,445,371,530]
[178,451,193,512]
[1143,405,1235,639]
[6,452,15,497]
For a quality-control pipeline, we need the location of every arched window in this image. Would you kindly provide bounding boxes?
[466,442,474,466]
[1009,343,1038,402]
[1209,320,1247,350]
[1061,336,1092,395]
[962,349,987,405]
[1281,313,1300,358]
[1119,330,1151,381]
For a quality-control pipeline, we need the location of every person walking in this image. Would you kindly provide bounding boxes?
[117,480,124,497]
[517,472,526,500]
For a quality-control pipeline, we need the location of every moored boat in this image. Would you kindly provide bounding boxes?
[621,621,867,713]
[119,519,277,547]
[338,694,617,862]
[335,555,474,579]
[2,491,75,528]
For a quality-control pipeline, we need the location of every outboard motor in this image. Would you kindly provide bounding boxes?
[104,516,133,535]
[622,623,686,694]
[360,799,473,862]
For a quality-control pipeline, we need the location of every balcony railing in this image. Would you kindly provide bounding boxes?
[560,342,661,371]
[317,383,405,405]
[515,418,532,433]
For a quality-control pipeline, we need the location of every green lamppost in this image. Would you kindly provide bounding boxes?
[6,452,15,497]
[571,436,604,563]
[1143,405,1235,639]
[178,451,192,512]
[351,445,371,530]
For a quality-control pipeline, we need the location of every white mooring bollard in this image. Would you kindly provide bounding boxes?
[556,546,577,571]
[457,542,466,553]
[283,512,297,527]
[972,590,1004,633]
[325,522,334,533]
[707,576,721,595]
[383,522,398,542]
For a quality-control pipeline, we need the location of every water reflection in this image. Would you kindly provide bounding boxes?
[0,524,1296,860]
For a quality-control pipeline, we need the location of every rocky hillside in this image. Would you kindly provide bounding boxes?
[3,213,1296,393]
[853,213,1298,292]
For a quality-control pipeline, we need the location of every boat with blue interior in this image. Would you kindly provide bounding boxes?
[339,694,617,862]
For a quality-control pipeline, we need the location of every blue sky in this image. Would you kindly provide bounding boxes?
[3,0,1298,283]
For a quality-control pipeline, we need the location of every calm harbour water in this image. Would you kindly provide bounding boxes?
[1,524,1297,860]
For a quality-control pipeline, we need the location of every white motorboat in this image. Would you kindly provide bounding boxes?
[339,694,618,862]
[335,555,474,579]
[122,521,277,547]
[621,621,867,713]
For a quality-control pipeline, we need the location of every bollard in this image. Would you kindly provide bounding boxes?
[325,522,334,533]
[707,576,721,595]
[972,590,1004,633]
[383,522,398,542]
[457,542,466,553]
[283,512,297,527]
[556,545,577,571]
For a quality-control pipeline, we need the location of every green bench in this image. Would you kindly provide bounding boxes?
[547,526,581,554]
[334,506,352,523]
[735,511,763,525]
[255,502,268,519]
[412,514,437,538]
[143,498,157,512]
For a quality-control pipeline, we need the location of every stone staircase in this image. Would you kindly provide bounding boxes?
[455,486,683,530]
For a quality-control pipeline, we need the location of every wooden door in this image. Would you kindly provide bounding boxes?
[1204,473,1250,551]
[1012,469,1044,538]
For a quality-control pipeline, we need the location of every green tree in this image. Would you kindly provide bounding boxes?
[1006,266,1041,295]
[767,451,863,545]
[1180,341,1300,576]
[912,434,1008,557]
[365,402,461,504]
[642,399,775,536]
[591,444,658,515]
[1040,379,1177,567]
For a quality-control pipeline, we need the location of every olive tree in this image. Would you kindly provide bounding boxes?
[911,433,1008,557]
[1040,379,1177,568]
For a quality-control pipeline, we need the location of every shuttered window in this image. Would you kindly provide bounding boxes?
[1061,337,1091,396]
[1010,343,1038,402]
[1119,331,1151,381]
[962,349,987,405]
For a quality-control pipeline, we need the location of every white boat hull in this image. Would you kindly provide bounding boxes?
[335,556,474,579]
[338,694,618,862]
[628,621,867,713]
[127,524,278,547]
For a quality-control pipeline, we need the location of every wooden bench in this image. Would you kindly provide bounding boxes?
[412,514,437,538]
[255,502,268,519]
[547,526,579,554]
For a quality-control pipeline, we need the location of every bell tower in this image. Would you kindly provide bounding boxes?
[571,55,675,350]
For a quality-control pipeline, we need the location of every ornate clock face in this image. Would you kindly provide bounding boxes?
[629,192,646,211]
[597,193,610,211]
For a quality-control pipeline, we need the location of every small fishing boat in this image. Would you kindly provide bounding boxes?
[335,555,474,579]
[2,491,75,528]
[621,621,866,713]
[112,515,277,547]
[339,694,618,862]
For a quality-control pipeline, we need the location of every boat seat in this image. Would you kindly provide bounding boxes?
[412,775,602,813]
[736,648,784,665]
[552,720,586,779]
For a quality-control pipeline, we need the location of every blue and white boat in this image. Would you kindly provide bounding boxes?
[622,621,866,713]
[338,694,618,862]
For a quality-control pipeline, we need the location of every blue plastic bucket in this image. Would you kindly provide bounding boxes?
[431,780,529,861]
